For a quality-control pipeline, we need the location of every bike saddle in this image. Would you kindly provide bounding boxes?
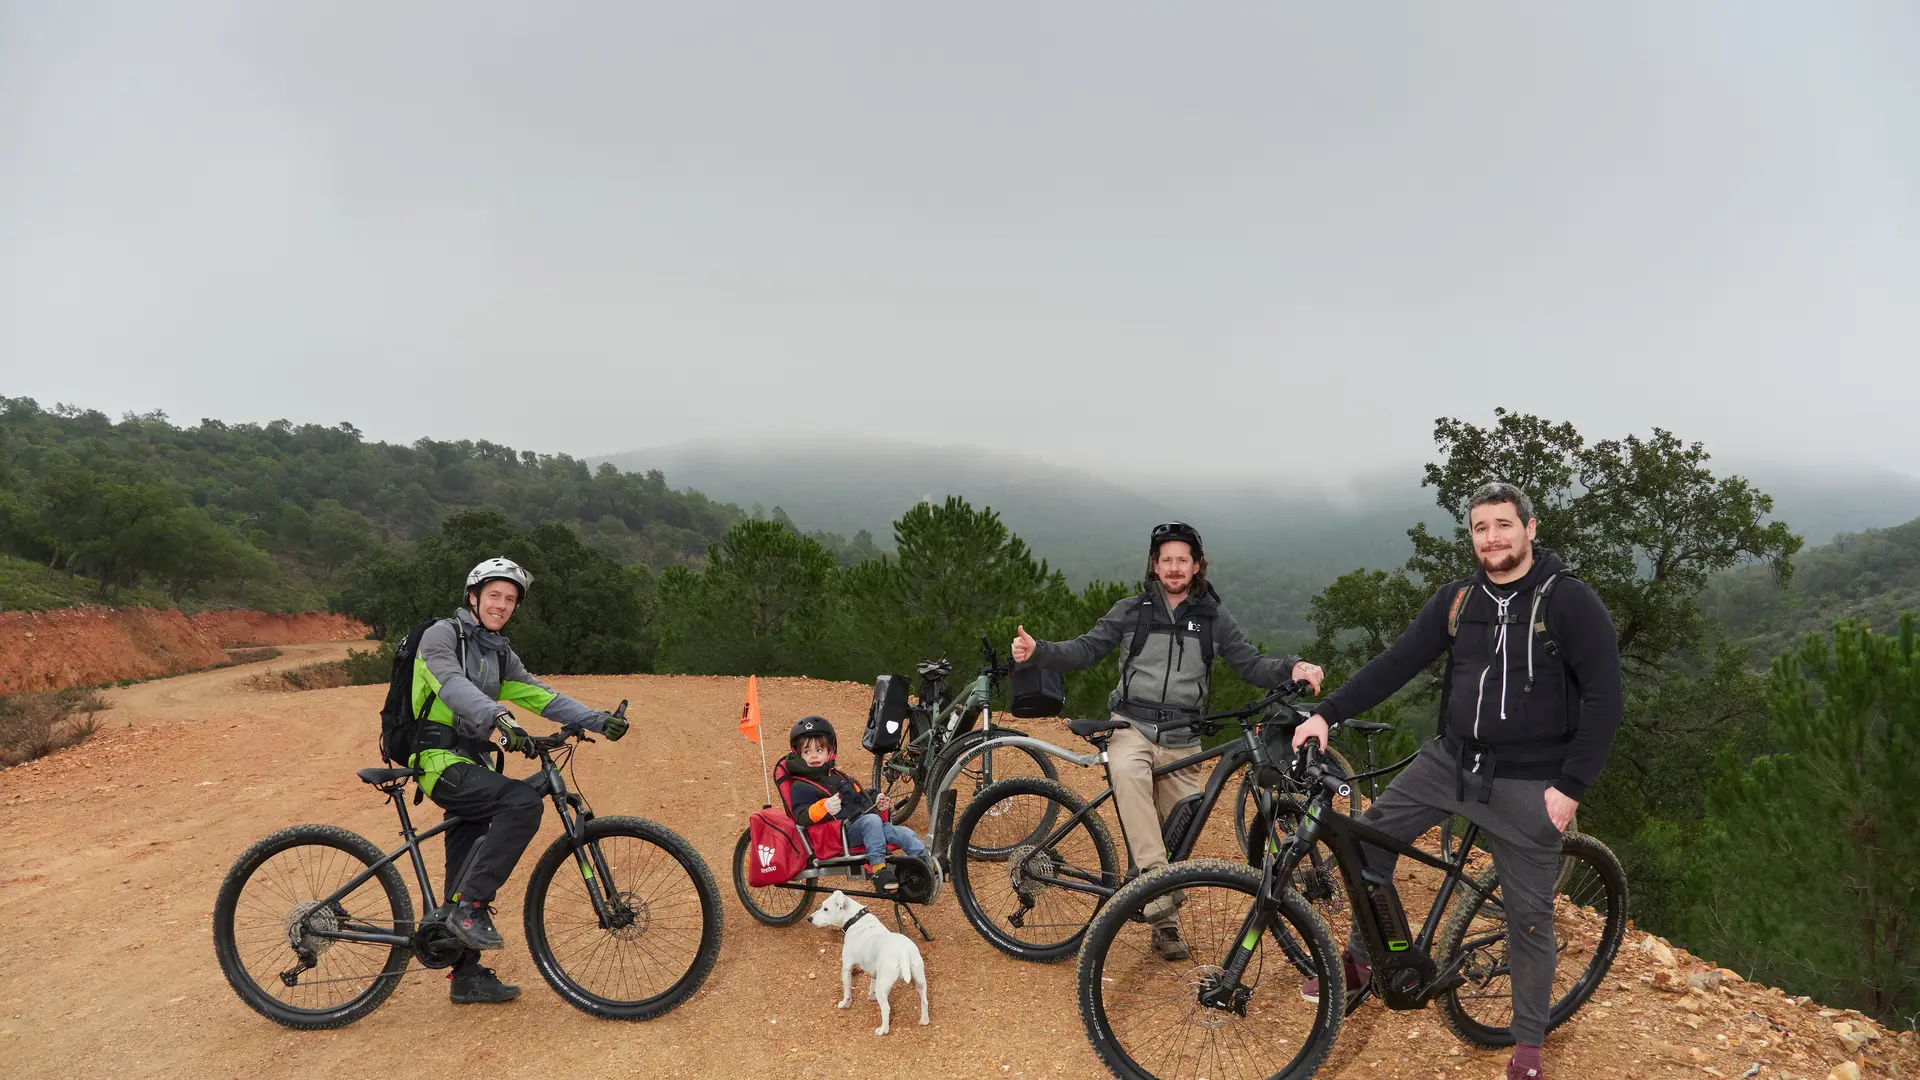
[1340,720,1394,736]
[356,767,422,785]
[1067,718,1131,740]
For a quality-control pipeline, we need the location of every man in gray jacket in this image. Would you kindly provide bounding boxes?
[409,557,628,1004]
[1012,522,1323,959]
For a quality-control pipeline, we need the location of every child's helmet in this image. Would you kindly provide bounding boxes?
[789,715,837,752]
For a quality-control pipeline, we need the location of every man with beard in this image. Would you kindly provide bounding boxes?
[1012,521,1324,961]
[1291,482,1623,1080]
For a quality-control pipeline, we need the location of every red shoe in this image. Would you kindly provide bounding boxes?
[1299,950,1370,1003]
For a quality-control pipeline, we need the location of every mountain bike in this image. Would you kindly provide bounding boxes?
[1075,720,1628,1080]
[212,703,724,1028]
[948,681,1339,963]
[871,637,1057,849]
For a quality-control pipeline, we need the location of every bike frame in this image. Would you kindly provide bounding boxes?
[295,741,625,951]
[975,725,1269,903]
[1221,757,1501,1016]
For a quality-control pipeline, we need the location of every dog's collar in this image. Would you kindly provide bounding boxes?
[838,908,872,934]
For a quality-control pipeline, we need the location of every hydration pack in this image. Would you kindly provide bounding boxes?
[377,617,448,766]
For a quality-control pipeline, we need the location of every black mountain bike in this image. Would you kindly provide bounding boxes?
[950,682,1335,963]
[212,703,724,1028]
[1076,714,1628,1080]
[872,637,1057,840]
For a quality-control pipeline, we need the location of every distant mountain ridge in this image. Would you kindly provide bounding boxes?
[596,438,1920,646]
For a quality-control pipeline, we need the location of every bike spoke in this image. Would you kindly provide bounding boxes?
[538,831,706,1007]
[1095,880,1324,1080]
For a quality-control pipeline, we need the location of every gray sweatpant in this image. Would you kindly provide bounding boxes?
[1344,740,1565,1047]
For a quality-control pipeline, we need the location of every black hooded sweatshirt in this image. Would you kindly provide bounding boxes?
[1314,546,1624,800]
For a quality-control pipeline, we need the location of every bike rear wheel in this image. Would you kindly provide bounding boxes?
[952,776,1118,962]
[731,827,816,926]
[1078,860,1343,1080]
[523,816,724,1020]
[1434,831,1628,1048]
[938,728,1061,856]
[211,824,414,1029]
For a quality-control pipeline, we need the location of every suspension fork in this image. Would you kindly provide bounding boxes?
[541,759,623,926]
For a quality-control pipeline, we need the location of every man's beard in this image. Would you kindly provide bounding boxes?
[1476,546,1526,575]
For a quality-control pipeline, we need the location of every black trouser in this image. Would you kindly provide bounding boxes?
[430,762,544,974]
[1344,741,1564,1047]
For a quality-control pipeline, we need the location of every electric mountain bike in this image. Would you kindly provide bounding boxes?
[871,637,1057,848]
[1075,715,1628,1080]
[212,703,724,1028]
[949,681,1348,963]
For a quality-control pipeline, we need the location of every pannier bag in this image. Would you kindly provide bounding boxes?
[746,808,809,887]
[1009,662,1066,719]
[863,674,912,752]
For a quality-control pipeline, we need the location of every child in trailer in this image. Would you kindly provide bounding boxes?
[781,716,931,894]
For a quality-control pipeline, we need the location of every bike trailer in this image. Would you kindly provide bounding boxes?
[863,674,911,753]
[1009,661,1066,719]
[745,808,809,887]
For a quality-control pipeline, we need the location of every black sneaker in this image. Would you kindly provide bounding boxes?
[871,866,900,894]
[449,966,520,1004]
[447,899,504,951]
[1150,926,1190,962]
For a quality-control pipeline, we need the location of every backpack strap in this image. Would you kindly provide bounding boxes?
[1446,584,1472,638]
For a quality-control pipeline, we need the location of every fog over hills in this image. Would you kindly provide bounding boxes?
[596,438,1920,645]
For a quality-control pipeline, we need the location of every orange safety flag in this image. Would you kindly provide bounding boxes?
[739,675,762,744]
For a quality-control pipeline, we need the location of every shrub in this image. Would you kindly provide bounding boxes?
[0,689,111,767]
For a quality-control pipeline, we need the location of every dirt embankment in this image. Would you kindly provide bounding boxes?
[185,610,367,648]
[0,608,369,695]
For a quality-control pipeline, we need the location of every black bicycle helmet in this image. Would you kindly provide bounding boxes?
[789,715,837,752]
[1149,521,1204,559]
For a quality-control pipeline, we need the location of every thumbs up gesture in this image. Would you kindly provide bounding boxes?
[1011,625,1037,664]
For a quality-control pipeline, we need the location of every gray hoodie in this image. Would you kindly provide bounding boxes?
[1029,580,1299,747]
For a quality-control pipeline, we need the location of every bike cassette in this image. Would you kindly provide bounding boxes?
[1006,843,1054,905]
[284,900,341,957]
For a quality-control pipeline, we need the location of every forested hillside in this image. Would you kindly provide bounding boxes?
[0,397,744,609]
[1703,515,1920,657]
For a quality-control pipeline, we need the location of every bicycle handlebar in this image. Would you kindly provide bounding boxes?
[520,698,628,757]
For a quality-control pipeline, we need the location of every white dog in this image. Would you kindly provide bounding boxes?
[808,890,929,1036]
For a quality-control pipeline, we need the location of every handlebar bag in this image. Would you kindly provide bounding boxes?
[746,808,809,887]
[1010,662,1066,719]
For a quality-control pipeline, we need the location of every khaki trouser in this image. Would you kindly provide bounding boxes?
[1107,721,1208,928]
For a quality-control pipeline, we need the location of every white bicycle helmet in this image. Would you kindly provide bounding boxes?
[465,557,533,599]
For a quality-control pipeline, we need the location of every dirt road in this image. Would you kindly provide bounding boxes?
[0,659,1909,1080]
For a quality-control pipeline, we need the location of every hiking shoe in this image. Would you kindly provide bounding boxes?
[1300,950,1370,1003]
[872,866,900,894]
[1506,1044,1543,1079]
[447,899,504,951]
[449,966,520,1004]
[1150,926,1191,962]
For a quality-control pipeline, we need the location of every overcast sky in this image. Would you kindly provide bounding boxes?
[3,3,1915,487]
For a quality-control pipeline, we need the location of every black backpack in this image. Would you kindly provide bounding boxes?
[378,617,451,766]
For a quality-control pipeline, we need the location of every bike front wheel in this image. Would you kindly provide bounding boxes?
[523,816,724,1020]
[1434,830,1629,1048]
[1078,859,1343,1080]
[211,824,414,1029]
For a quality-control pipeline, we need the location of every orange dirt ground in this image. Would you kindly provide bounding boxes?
[0,607,370,695]
[0,659,1912,1080]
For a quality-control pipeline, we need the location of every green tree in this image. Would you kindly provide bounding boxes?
[336,509,656,675]
[656,519,836,675]
[308,499,380,580]
[1699,616,1920,1022]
